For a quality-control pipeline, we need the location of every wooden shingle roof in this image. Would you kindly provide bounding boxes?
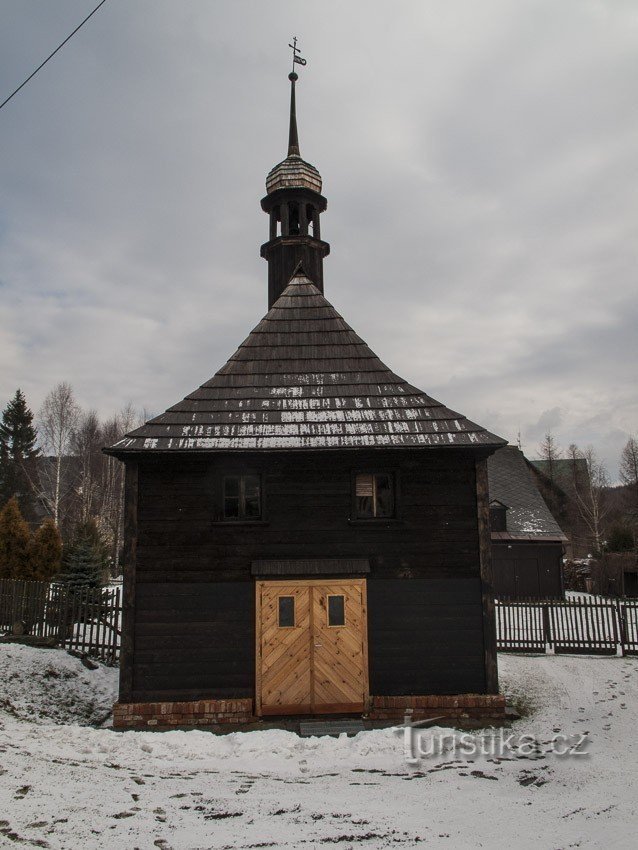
[488,446,567,540]
[107,270,506,454]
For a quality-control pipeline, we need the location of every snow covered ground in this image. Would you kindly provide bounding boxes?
[0,646,636,849]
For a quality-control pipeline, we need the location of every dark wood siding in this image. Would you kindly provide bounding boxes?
[367,578,486,695]
[135,449,480,582]
[129,448,487,701]
[131,582,253,701]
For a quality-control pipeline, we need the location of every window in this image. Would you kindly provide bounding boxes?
[355,473,395,519]
[327,594,345,627]
[489,500,508,532]
[223,475,261,520]
[278,596,295,627]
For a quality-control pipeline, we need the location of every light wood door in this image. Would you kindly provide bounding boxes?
[256,579,368,716]
[258,583,312,714]
[311,582,367,712]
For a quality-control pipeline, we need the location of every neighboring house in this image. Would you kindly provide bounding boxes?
[105,73,507,729]
[488,446,567,598]
[585,552,638,597]
[529,458,592,558]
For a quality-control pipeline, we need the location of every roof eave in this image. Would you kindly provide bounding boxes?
[103,439,506,459]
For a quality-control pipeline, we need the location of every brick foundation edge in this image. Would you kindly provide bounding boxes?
[113,694,505,728]
[368,694,506,721]
[113,698,253,729]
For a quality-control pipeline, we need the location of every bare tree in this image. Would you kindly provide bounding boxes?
[99,403,144,573]
[619,436,638,550]
[37,382,81,527]
[620,436,638,509]
[570,444,610,554]
[538,431,562,483]
[72,410,103,523]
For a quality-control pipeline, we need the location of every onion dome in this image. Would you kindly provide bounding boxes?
[266,155,322,194]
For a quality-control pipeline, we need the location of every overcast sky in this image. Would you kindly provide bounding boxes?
[1,0,636,478]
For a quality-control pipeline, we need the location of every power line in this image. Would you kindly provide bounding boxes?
[0,0,110,113]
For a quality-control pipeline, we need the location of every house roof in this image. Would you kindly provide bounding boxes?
[106,270,506,455]
[529,458,590,499]
[488,446,567,540]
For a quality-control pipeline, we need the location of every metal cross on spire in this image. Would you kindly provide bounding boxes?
[287,37,306,156]
[289,37,307,75]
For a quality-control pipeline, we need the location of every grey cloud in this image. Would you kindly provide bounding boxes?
[0,0,635,480]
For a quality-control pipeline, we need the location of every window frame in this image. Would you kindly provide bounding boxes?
[278,595,296,629]
[351,469,399,522]
[489,500,508,532]
[326,594,346,628]
[218,472,264,523]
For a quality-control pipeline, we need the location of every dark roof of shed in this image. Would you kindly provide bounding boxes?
[488,446,567,540]
[106,270,506,454]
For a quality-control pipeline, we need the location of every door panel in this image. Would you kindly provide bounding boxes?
[312,583,366,712]
[257,579,368,716]
[259,584,312,714]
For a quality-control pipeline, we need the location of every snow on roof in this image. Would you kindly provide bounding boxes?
[488,446,567,540]
[106,272,506,454]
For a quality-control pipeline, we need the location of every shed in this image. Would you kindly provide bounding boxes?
[488,446,567,598]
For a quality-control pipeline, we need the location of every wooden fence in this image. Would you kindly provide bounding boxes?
[496,596,638,656]
[2,581,636,664]
[0,578,121,664]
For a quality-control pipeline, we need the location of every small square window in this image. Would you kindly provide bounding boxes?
[223,474,262,520]
[355,472,395,518]
[327,595,345,627]
[489,500,508,532]
[278,596,295,628]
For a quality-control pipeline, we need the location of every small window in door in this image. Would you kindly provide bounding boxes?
[278,596,295,628]
[327,594,345,627]
[355,472,395,518]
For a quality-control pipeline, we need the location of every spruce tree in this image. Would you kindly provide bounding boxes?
[0,389,39,520]
[30,518,63,581]
[0,497,33,579]
[59,518,108,589]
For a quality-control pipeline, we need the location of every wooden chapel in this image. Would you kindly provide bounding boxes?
[106,67,507,728]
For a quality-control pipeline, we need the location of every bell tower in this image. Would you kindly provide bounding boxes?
[260,63,330,308]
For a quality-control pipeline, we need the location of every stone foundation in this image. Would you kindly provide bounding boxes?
[113,694,505,729]
[368,694,506,722]
[113,698,253,729]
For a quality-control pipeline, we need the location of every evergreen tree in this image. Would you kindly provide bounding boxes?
[59,518,108,589]
[0,389,39,520]
[606,522,635,553]
[30,518,63,580]
[0,497,33,579]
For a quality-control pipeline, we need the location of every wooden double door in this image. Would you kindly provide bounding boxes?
[256,579,368,716]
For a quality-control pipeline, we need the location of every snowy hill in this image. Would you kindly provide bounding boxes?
[0,644,117,726]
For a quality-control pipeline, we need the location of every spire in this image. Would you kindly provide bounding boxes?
[288,72,300,156]
[260,40,329,308]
